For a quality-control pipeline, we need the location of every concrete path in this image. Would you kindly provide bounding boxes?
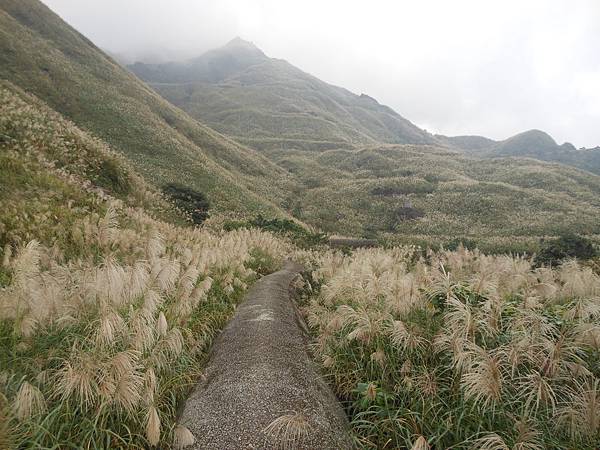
[179,261,353,449]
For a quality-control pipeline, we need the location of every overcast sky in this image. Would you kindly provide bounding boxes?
[43,0,600,147]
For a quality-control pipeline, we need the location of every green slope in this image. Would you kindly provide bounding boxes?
[0,80,185,251]
[129,38,438,150]
[263,144,600,250]
[4,1,600,250]
[0,0,297,217]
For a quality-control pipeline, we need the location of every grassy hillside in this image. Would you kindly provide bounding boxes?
[129,39,437,150]
[4,0,600,252]
[0,0,298,218]
[0,81,186,252]
[264,144,600,251]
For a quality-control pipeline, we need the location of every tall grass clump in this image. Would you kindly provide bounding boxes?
[305,245,600,449]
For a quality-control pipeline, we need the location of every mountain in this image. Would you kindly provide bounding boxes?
[130,37,268,84]
[439,130,600,175]
[3,2,600,252]
[130,40,600,176]
[0,0,297,217]
[129,38,438,150]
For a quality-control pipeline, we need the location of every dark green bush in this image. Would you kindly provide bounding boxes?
[535,233,597,267]
[162,183,210,225]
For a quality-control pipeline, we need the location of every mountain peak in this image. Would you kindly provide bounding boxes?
[223,37,264,53]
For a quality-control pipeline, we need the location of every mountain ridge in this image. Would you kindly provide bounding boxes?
[129,39,599,178]
[439,129,600,175]
[129,39,439,149]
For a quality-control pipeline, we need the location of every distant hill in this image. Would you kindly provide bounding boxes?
[439,130,600,175]
[0,0,297,217]
[129,38,438,150]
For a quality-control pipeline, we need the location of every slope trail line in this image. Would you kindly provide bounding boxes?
[180,260,353,449]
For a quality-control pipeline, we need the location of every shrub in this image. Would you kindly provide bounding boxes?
[535,233,597,267]
[162,183,210,225]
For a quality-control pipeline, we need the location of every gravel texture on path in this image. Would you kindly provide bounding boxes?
[179,261,353,449]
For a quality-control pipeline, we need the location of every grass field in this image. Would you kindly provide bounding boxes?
[303,246,600,449]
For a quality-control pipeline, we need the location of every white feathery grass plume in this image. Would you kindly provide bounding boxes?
[153,259,181,293]
[54,351,100,408]
[445,296,477,342]
[415,371,438,397]
[12,240,41,289]
[13,381,46,420]
[109,351,144,413]
[93,258,127,307]
[125,261,150,302]
[303,302,329,330]
[565,297,600,322]
[144,367,157,404]
[461,345,503,409]
[575,323,600,351]
[145,229,165,261]
[555,377,600,441]
[95,308,125,347]
[151,328,184,371]
[129,308,157,352]
[387,320,427,353]
[19,315,38,338]
[512,417,544,450]
[146,405,161,446]
[177,265,199,300]
[97,204,118,247]
[156,312,168,337]
[517,371,557,415]
[263,411,312,450]
[559,260,600,299]
[173,424,195,449]
[410,435,429,450]
[338,305,382,345]
[472,433,509,450]
[433,333,472,373]
[142,290,162,317]
[468,270,499,298]
[509,308,556,346]
[539,332,584,379]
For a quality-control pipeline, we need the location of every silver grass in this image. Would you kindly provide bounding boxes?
[263,411,312,450]
[13,381,46,420]
[173,424,195,449]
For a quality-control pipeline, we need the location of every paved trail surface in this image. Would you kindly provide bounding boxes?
[180,261,353,449]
